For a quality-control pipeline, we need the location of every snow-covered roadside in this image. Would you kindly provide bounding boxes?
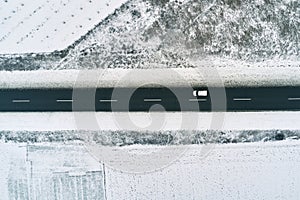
[0,111,299,131]
[0,65,300,88]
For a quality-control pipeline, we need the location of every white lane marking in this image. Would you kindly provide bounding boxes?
[189,99,207,102]
[56,99,73,103]
[144,98,162,102]
[12,99,30,103]
[99,99,118,102]
[233,98,252,101]
[288,98,300,101]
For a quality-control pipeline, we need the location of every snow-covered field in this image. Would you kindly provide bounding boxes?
[0,0,127,53]
[106,141,300,200]
[1,141,300,199]
[0,142,104,200]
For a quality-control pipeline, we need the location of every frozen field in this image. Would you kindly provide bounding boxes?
[1,141,300,199]
[0,0,127,53]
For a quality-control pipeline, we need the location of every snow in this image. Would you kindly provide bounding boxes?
[0,65,300,89]
[58,0,299,70]
[0,0,299,199]
[1,141,300,199]
[0,0,298,70]
[1,111,300,131]
[0,144,27,200]
[0,0,127,53]
[0,142,104,200]
[105,141,300,199]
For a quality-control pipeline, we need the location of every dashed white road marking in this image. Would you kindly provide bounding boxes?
[99,99,118,102]
[189,99,207,102]
[233,98,252,101]
[12,95,300,107]
[288,98,300,101]
[56,99,73,103]
[144,98,162,102]
[12,99,30,103]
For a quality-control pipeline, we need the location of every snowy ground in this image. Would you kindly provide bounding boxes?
[0,66,300,89]
[1,111,300,131]
[0,0,127,53]
[0,142,104,200]
[1,141,300,200]
[1,0,299,199]
[105,141,300,200]
[0,0,298,70]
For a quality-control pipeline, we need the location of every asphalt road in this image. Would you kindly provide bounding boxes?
[1,87,300,112]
